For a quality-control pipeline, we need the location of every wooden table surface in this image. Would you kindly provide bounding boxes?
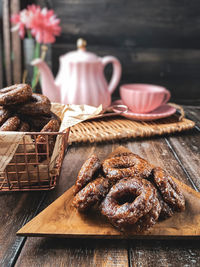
[0,105,200,267]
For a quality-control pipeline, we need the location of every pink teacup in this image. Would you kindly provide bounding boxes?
[120,84,171,113]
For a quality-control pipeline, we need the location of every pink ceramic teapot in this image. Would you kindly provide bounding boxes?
[32,39,122,108]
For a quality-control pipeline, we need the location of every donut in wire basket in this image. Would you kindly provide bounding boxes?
[0,116,21,131]
[0,107,12,126]
[15,93,51,115]
[36,117,61,156]
[22,111,61,131]
[18,121,30,132]
[0,84,32,106]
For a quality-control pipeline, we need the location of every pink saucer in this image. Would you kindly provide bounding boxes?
[112,100,176,121]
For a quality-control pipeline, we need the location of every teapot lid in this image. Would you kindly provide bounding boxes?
[61,38,99,63]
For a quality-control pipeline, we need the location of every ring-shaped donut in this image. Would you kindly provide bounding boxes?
[133,196,161,232]
[100,178,157,231]
[18,121,30,132]
[22,111,61,131]
[73,177,110,212]
[36,116,61,156]
[0,84,32,106]
[152,167,185,212]
[0,116,20,131]
[16,93,51,115]
[156,191,173,219]
[0,107,11,126]
[74,154,101,194]
[102,154,153,182]
[38,117,61,135]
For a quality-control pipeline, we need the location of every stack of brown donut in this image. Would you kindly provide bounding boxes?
[0,84,61,156]
[0,84,61,133]
[73,152,185,232]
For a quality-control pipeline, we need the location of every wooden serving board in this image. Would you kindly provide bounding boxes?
[17,147,200,239]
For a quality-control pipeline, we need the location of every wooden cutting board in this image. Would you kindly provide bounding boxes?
[17,147,200,239]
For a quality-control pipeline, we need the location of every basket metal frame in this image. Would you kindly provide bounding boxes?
[0,129,69,192]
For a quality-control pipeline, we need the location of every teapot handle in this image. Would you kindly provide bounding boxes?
[102,56,122,94]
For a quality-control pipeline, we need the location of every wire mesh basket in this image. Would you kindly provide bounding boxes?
[0,129,69,191]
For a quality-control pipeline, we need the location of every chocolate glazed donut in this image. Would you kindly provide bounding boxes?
[16,93,51,115]
[0,84,32,106]
[74,154,101,194]
[18,121,30,132]
[151,167,185,212]
[102,154,153,182]
[100,178,159,231]
[0,116,20,131]
[156,191,174,219]
[133,195,161,232]
[0,107,11,126]
[36,116,61,156]
[73,177,111,212]
[22,111,61,131]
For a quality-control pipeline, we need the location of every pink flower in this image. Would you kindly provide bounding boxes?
[27,4,41,14]
[11,6,35,38]
[11,13,25,38]
[20,8,35,28]
[29,7,61,44]
[10,4,61,44]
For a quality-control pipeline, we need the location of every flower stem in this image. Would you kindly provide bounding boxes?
[27,30,32,39]
[31,41,40,90]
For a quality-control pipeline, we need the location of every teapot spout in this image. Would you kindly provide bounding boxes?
[31,58,61,103]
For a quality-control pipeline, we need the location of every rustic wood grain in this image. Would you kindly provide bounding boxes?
[34,0,200,103]
[129,239,200,267]
[10,0,21,83]
[165,130,200,190]
[15,237,129,267]
[0,22,3,88]
[185,107,200,129]
[0,191,46,266]
[51,0,200,49]
[3,0,12,85]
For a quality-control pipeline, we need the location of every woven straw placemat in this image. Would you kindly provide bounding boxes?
[68,113,195,144]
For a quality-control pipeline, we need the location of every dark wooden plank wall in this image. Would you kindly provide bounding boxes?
[36,0,200,104]
[11,0,22,84]
[0,0,3,88]
[2,0,12,85]
[0,0,34,88]
[0,0,23,87]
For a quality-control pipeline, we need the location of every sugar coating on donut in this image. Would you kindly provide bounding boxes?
[0,84,32,106]
[74,154,101,194]
[102,154,153,182]
[16,93,51,115]
[73,177,111,212]
[0,107,11,126]
[152,167,185,212]
[100,177,160,231]
[0,116,20,131]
